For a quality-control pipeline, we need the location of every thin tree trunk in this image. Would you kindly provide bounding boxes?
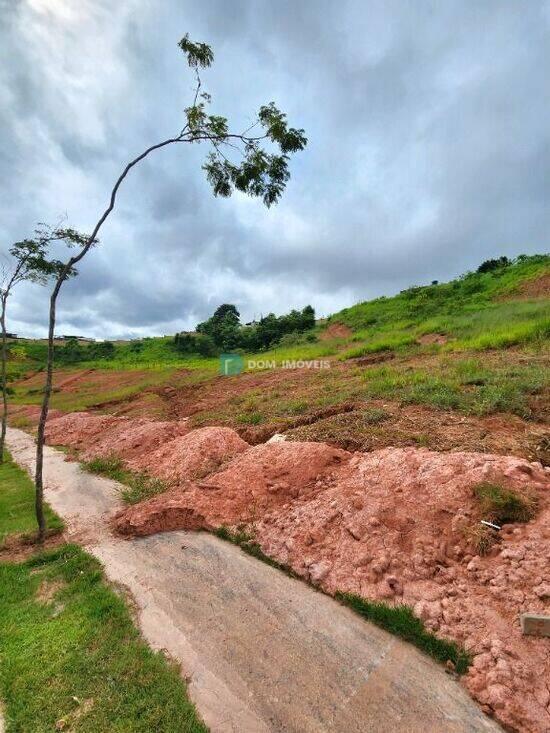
[35,285,59,543]
[0,299,8,464]
[33,135,182,543]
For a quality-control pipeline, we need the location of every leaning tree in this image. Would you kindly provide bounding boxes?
[33,34,307,542]
[0,238,64,464]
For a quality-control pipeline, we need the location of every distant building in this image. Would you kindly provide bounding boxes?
[5,332,18,339]
[58,335,95,343]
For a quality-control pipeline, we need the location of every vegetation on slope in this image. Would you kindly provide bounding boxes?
[7,253,548,375]
[331,254,549,356]
[5,254,549,433]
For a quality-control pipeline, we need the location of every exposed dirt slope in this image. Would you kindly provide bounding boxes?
[516,272,550,299]
[43,411,550,733]
[6,426,503,733]
[45,412,191,461]
[129,426,249,481]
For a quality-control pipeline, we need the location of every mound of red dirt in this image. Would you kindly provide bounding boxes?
[115,442,550,732]
[128,426,249,481]
[45,412,120,448]
[45,412,190,462]
[79,417,191,462]
[200,440,349,502]
[254,448,550,733]
[115,440,350,534]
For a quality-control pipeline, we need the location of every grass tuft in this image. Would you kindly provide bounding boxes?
[473,482,537,524]
[81,456,168,505]
[335,592,471,674]
[214,526,299,578]
[235,411,264,425]
[464,523,498,556]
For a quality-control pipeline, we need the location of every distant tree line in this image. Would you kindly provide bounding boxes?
[54,337,115,364]
[174,303,316,355]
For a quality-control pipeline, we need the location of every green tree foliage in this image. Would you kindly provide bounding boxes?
[195,333,218,357]
[196,304,241,351]
[55,338,115,365]
[181,303,316,353]
[477,256,510,273]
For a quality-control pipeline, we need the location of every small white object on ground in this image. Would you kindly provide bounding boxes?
[266,433,287,443]
[481,520,501,530]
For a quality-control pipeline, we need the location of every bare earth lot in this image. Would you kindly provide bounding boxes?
[6,427,501,733]
[7,336,550,732]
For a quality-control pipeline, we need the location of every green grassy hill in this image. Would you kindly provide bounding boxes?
[330,254,549,358]
[6,254,549,458]
[6,253,549,380]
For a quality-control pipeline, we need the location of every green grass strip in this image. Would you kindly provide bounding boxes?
[0,544,207,732]
[214,526,299,578]
[335,591,471,674]
[0,450,63,544]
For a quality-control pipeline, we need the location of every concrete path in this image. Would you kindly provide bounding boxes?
[6,427,502,733]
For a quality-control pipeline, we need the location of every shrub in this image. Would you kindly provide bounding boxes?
[362,408,390,424]
[195,333,218,357]
[477,256,510,273]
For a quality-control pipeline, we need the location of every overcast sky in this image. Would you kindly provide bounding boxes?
[1,0,549,339]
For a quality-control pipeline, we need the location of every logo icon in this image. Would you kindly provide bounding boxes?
[220,353,244,376]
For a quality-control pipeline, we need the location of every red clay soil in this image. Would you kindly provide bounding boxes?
[128,426,249,481]
[515,272,550,299]
[115,441,350,532]
[45,412,191,461]
[9,404,64,425]
[319,323,353,340]
[286,403,550,460]
[44,412,550,732]
[155,367,323,419]
[17,367,155,394]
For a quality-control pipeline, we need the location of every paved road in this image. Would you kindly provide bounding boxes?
[7,427,502,733]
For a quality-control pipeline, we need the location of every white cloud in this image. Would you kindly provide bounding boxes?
[1,0,548,338]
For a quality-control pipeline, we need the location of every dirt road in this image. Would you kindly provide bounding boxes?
[6,427,501,733]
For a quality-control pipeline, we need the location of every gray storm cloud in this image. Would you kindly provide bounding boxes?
[1,0,548,338]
